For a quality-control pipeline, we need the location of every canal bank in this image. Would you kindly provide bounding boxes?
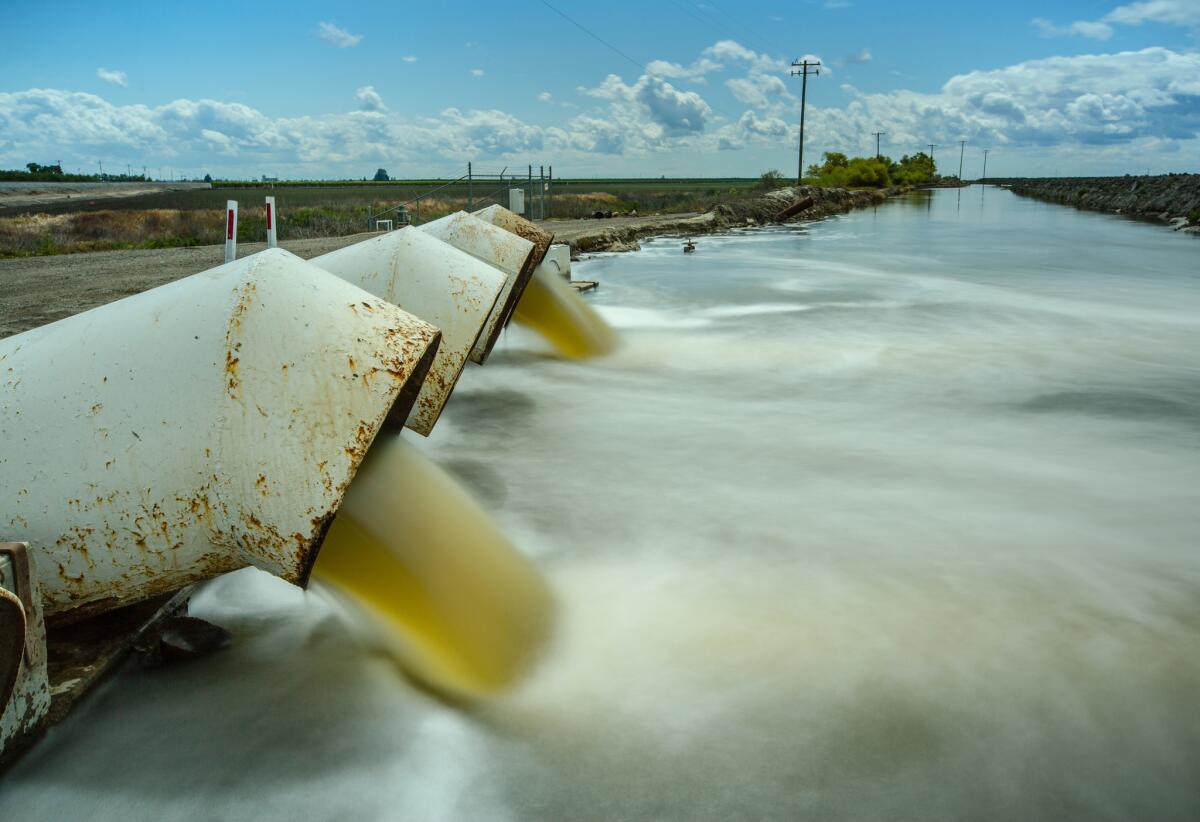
[994,173,1200,232]
[4,185,1198,821]
[546,184,894,254]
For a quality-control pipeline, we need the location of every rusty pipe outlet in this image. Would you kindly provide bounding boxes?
[1,542,50,760]
[0,584,22,721]
[0,249,441,622]
[418,211,537,363]
[309,227,507,436]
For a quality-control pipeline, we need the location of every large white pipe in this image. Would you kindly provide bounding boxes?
[309,227,506,436]
[471,204,553,273]
[0,248,441,621]
[418,211,535,363]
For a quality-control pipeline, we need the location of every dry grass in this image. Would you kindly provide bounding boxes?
[0,209,228,257]
[0,186,742,258]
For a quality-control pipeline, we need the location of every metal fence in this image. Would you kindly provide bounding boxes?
[370,163,554,230]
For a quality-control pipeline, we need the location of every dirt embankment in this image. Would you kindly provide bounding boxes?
[0,186,894,339]
[0,182,212,212]
[551,185,893,254]
[994,175,1200,232]
[0,234,375,338]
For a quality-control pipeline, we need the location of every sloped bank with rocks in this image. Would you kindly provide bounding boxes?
[994,174,1200,234]
[545,185,896,255]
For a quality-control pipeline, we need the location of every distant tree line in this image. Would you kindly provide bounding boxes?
[805,151,938,188]
[0,162,149,183]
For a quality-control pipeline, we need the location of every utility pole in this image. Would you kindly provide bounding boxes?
[982,149,990,182]
[873,131,886,160]
[957,140,966,181]
[467,161,473,210]
[790,58,821,185]
[927,144,938,176]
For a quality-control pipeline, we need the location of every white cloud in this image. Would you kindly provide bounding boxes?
[580,73,712,142]
[1032,1,1200,40]
[471,68,485,77]
[3,42,1198,177]
[1106,0,1200,27]
[96,68,127,87]
[646,57,723,83]
[840,48,872,65]
[725,73,789,109]
[317,22,362,48]
[1031,17,1114,40]
[805,47,1200,157]
[356,86,386,112]
[703,40,787,73]
[402,55,418,63]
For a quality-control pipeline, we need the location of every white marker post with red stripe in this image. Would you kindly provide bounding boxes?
[265,196,278,248]
[224,201,238,263]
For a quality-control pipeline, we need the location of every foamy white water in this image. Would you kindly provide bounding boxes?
[2,187,1198,820]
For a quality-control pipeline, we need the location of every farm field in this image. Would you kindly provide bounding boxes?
[0,178,761,258]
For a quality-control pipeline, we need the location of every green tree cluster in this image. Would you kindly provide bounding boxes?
[804,151,937,188]
[0,162,149,183]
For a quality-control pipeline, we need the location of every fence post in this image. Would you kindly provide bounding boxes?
[224,200,238,263]
[548,165,553,219]
[265,196,277,248]
[467,162,473,210]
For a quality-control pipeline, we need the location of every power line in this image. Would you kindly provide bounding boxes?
[537,0,648,74]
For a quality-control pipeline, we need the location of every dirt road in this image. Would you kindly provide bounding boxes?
[0,215,707,338]
[1,186,890,339]
[0,182,211,213]
[0,234,372,338]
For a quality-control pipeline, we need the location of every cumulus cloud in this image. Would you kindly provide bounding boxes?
[581,73,712,142]
[3,41,1198,176]
[356,85,386,112]
[1032,1,1200,41]
[703,40,787,73]
[646,57,724,83]
[317,22,362,48]
[805,47,1200,156]
[725,73,789,109]
[96,68,127,87]
[1106,0,1200,27]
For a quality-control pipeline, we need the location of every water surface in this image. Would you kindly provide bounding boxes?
[3,187,1198,820]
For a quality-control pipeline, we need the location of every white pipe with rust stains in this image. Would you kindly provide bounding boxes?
[309,227,506,436]
[470,204,554,273]
[0,248,441,621]
[418,211,536,364]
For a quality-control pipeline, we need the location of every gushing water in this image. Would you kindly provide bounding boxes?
[510,265,617,359]
[3,187,1198,820]
[311,436,553,698]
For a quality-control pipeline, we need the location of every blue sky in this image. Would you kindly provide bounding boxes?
[2,0,1198,179]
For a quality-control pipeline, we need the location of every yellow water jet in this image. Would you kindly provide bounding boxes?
[511,266,617,359]
[313,435,553,698]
